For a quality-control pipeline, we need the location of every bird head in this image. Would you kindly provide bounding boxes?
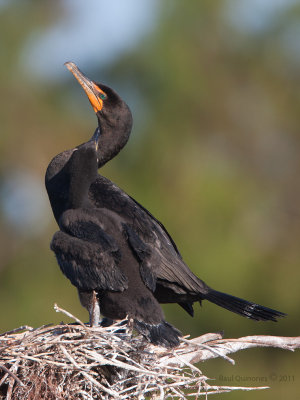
[65,61,133,167]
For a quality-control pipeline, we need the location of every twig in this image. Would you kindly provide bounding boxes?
[0,326,33,337]
[4,360,21,400]
[160,334,300,367]
[180,337,235,365]
[54,303,88,330]
[59,344,120,398]
[0,364,25,386]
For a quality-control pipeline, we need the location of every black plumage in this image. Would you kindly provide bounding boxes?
[45,62,285,348]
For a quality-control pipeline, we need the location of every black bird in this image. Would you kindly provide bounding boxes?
[45,62,285,348]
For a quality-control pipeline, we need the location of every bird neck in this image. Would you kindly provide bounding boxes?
[96,103,133,168]
[45,146,98,223]
[66,146,98,210]
[67,168,93,210]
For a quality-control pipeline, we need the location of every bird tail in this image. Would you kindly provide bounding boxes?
[134,319,182,348]
[205,289,286,321]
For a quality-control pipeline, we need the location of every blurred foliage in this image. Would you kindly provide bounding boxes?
[0,1,299,399]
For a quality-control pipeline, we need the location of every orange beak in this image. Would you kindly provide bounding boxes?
[64,61,106,113]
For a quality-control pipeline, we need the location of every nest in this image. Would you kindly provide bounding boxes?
[1,305,299,399]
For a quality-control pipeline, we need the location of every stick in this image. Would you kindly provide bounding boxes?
[54,304,88,330]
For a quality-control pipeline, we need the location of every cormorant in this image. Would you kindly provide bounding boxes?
[45,62,285,348]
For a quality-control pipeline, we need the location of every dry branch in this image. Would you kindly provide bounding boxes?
[160,334,300,368]
[0,305,298,399]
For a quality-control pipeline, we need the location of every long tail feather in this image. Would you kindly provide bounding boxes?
[205,289,286,321]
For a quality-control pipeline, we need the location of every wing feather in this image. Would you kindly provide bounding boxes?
[51,209,128,292]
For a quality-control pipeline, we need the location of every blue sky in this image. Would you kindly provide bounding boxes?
[227,0,297,32]
[19,0,299,81]
[21,0,159,81]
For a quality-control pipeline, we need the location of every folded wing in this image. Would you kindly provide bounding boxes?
[50,209,128,292]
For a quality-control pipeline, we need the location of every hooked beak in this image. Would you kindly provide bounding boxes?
[64,61,106,113]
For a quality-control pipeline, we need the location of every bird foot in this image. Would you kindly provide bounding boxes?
[89,291,100,327]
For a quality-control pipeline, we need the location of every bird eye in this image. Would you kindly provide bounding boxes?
[99,93,107,100]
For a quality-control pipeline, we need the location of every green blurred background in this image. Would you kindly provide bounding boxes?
[0,0,299,398]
